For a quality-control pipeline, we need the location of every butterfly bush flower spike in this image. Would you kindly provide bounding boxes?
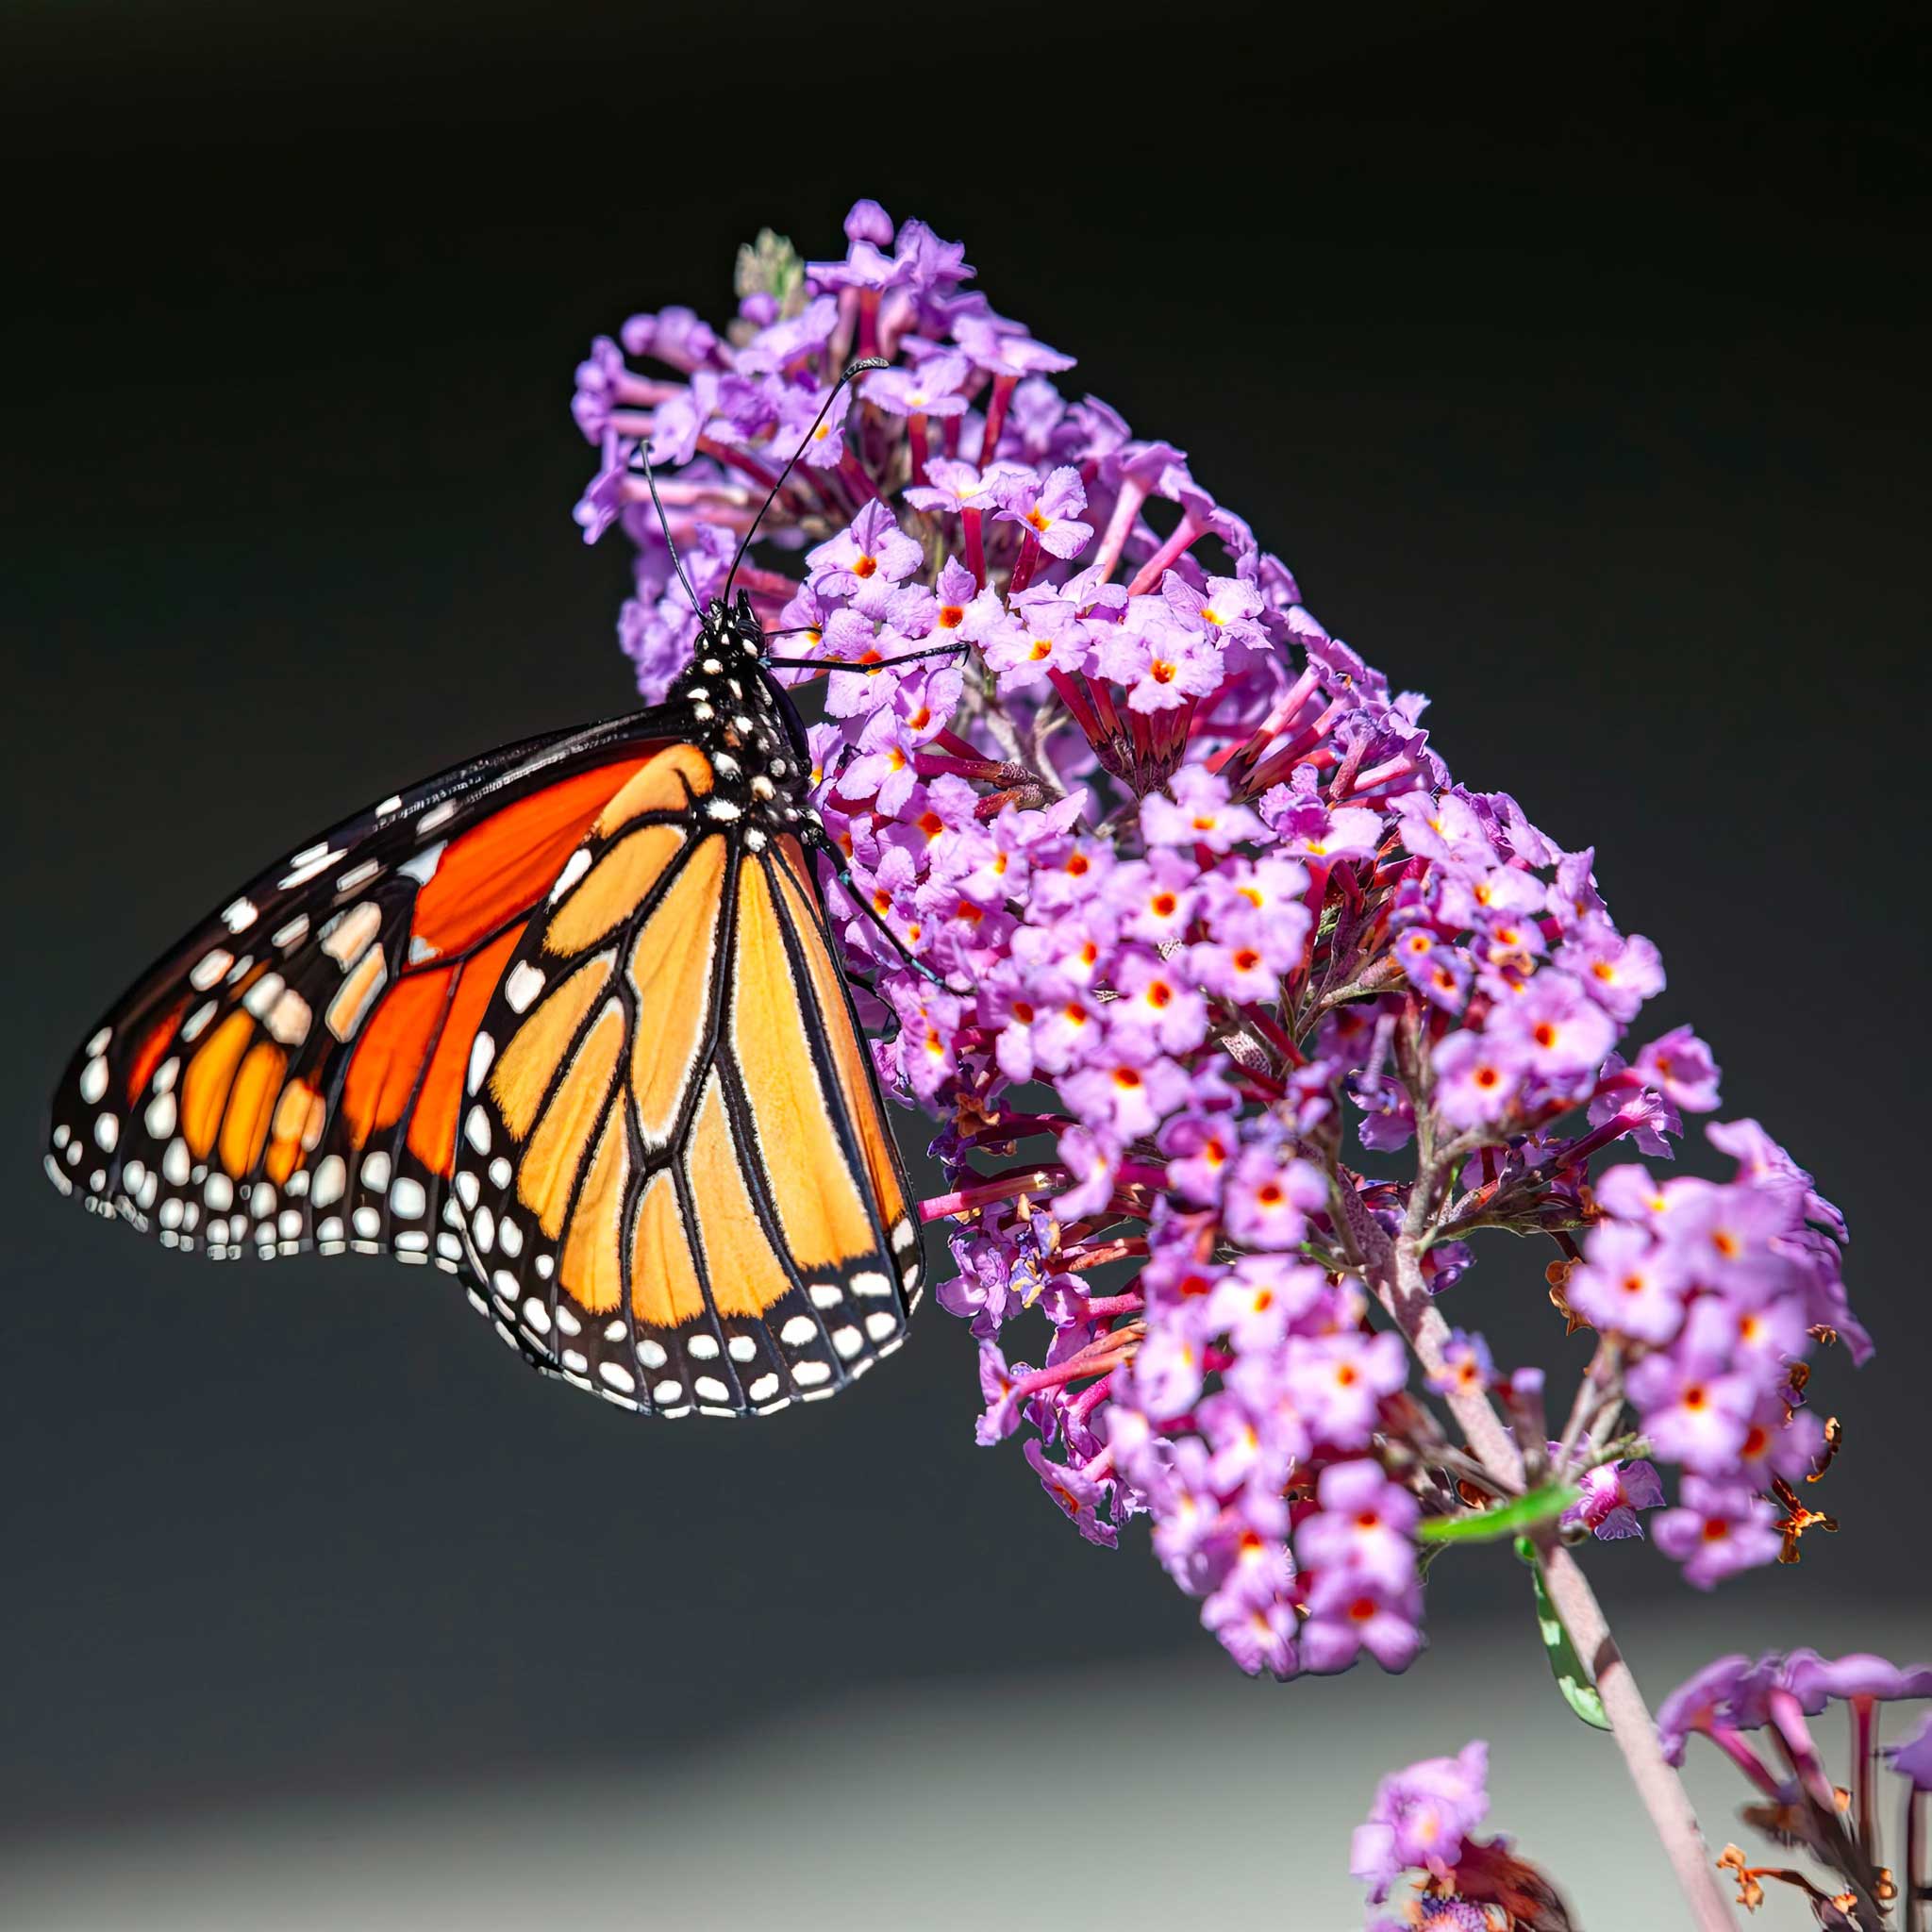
[578,203,1876,1930]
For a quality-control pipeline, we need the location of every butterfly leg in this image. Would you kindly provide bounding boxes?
[800,822,946,989]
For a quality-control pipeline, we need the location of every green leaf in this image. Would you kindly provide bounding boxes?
[1417,1480,1581,1543]
[1515,1534,1611,1730]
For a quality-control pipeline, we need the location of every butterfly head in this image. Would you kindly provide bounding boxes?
[699,591,767,667]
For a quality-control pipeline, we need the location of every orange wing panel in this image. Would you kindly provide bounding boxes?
[730,858,874,1271]
[412,756,657,956]
[687,1072,795,1320]
[125,1000,189,1103]
[406,923,524,1177]
[219,1041,288,1178]
[340,967,454,1148]
[770,848,908,1233]
[181,1009,256,1158]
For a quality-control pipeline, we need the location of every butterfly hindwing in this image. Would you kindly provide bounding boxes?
[45,715,680,1272]
[448,747,924,1419]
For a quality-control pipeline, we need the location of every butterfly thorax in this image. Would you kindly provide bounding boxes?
[666,593,816,850]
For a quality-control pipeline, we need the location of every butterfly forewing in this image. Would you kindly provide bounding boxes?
[45,716,676,1272]
[448,742,923,1418]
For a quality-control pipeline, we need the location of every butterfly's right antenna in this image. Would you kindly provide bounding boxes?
[626,439,704,615]
[724,358,888,600]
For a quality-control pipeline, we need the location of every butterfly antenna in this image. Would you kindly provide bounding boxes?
[627,441,704,615]
[724,358,888,600]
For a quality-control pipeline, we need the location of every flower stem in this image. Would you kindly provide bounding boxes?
[1372,1234,1738,1931]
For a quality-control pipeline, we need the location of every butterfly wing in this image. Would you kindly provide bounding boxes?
[45,713,688,1273]
[447,761,924,1419]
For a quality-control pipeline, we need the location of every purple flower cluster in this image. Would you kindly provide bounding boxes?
[1353,1741,1573,1930]
[1353,1740,1491,1904]
[574,201,1868,1679]
[1659,1648,1932,1922]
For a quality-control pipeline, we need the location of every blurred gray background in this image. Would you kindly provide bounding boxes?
[4,2,1927,1924]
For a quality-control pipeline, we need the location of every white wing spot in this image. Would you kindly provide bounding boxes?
[338,859,381,893]
[360,1151,392,1192]
[808,1283,843,1309]
[279,847,341,889]
[779,1315,816,1347]
[472,1206,495,1253]
[693,1375,731,1404]
[488,1157,512,1189]
[600,1361,639,1393]
[637,1339,667,1369]
[390,1176,427,1219]
[322,901,382,965]
[79,1058,109,1105]
[204,1173,234,1211]
[144,1091,177,1139]
[353,1205,382,1238]
[865,1311,898,1341]
[726,1335,757,1362]
[505,962,545,1013]
[311,1155,346,1208]
[521,1296,552,1335]
[748,1373,780,1403]
[397,841,444,886]
[792,1361,832,1388]
[554,1306,582,1338]
[222,897,259,933]
[266,990,312,1046]
[850,1271,891,1298]
[190,950,233,991]
[831,1325,863,1359]
[467,1031,496,1093]
[418,801,457,834]
[497,1216,522,1257]
[464,1107,491,1155]
[548,847,592,903]
[93,1113,119,1152]
[687,1334,720,1361]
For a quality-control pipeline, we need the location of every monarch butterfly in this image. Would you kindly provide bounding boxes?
[43,365,945,1420]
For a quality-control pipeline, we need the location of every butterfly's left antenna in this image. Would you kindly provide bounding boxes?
[627,440,705,615]
[724,358,888,601]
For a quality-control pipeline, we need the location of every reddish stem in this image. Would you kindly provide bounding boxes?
[1124,512,1204,596]
[1008,530,1044,596]
[980,375,1018,461]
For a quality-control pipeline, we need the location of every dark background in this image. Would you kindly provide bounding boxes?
[5,0,1926,1852]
